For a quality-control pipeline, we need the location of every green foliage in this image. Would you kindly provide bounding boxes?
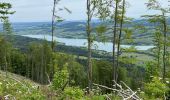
[0,2,15,20]
[27,41,53,84]
[145,61,159,82]
[2,19,12,35]
[121,46,137,53]
[144,77,169,99]
[146,0,160,10]
[68,61,86,87]
[86,94,121,100]
[120,54,137,65]
[61,87,84,100]
[56,16,65,22]
[52,53,87,87]
[123,28,134,43]
[0,74,45,99]
[92,60,113,89]
[0,36,12,71]
[123,28,133,39]
[152,31,163,68]
[52,66,69,90]
[117,67,131,86]
[95,25,107,34]
[53,0,71,23]
[143,0,169,82]
[10,49,27,75]
[90,95,105,100]
[95,25,107,42]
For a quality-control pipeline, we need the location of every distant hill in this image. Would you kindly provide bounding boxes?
[3,35,111,59]
[0,19,163,45]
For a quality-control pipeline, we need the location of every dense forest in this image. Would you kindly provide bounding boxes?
[0,0,170,100]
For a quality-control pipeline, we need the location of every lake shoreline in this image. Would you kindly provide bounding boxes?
[21,34,155,52]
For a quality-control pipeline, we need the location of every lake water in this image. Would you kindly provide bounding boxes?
[22,35,155,52]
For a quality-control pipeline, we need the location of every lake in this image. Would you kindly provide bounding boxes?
[22,35,155,52]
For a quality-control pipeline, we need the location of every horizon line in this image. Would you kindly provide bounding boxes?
[0,18,145,23]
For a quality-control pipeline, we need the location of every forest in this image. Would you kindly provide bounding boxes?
[0,0,170,100]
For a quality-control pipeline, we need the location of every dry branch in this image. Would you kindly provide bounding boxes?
[93,81,141,100]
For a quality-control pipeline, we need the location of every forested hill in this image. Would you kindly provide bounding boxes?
[0,19,166,45]
[3,35,111,59]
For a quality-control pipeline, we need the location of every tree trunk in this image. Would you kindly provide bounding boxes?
[31,54,34,80]
[158,39,161,70]
[162,12,167,82]
[4,48,8,77]
[113,0,119,83]
[117,0,125,79]
[52,0,56,51]
[51,0,57,80]
[87,0,92,90]
[40,47,44,84]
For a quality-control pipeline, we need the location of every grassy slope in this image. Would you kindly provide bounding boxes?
[0,71,114,100]
[0,70,49,99]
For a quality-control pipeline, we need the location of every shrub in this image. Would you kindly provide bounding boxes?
[144,77,169,99]
[61,87,84,100]
[52,66,69,90]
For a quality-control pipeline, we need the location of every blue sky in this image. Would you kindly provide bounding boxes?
[2,0,169,22]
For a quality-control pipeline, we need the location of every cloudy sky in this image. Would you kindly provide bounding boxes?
[1,0,169,22]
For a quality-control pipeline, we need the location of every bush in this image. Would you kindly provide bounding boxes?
[144,77,169,99]
[61,87,84,100]
[52,66,69,90]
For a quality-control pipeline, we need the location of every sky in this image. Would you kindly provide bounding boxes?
[1,0,169,22]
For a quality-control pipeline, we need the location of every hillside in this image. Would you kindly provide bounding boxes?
[0,71,118,100]
[0,70,47,99]
[4,35,154,62]
[3,35,111,59]
[0,20,156,45]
